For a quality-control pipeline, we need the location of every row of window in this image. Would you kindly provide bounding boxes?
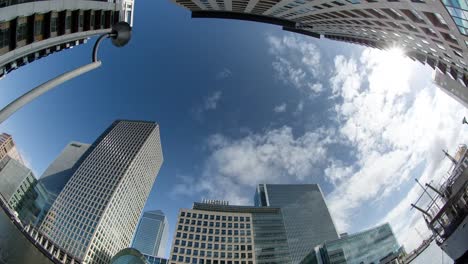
[0,0,114,8]
[180,212,251,222]
[173,248,254,257]
[1,9,117,51]
[171,255,254,264]
[177,228,252,237]
[178,220,251,228]
[174,236,253,245]
[174,242,253,251]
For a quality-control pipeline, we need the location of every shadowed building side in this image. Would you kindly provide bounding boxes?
[255,184,339,264]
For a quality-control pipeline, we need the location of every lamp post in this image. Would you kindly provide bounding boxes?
[0,22,132,125]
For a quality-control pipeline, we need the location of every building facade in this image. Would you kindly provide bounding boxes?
[0,0,135,79]
[39,141,91,200]
[0,133,24,164]
[20,141,92,227]
[434,69,468,107]
[39,120,164,264]
[169,201,291,264]
[300,223,402,264]
[144,254,169,264]
[0,156,36,212]
[171,0,468,103]
[132,210,170,258]
[255,184,339,264]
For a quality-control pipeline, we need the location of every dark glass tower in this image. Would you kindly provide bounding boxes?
[255,184,339,264]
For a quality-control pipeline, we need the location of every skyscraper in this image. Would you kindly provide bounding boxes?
[0,0,135,79]
[39,141,91,200]
[300,223,402,264]
[169,200,292,264]
[170,0,468,102]
[132,210,169,258]
[0,133,24,164]
[255,184,339,264]
[39,120,164,264]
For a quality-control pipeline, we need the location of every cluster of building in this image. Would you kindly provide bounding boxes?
[0,120,164,264]
[0,120,466,264]
[0,0,467,263]
[0,122,411,264]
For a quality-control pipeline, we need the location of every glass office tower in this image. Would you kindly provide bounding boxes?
[132,210,169,258]
[39,142,91,200]
[40,120,164,264]
[255,184,339,264]
[301,223,402,264]
[0,156,36,211]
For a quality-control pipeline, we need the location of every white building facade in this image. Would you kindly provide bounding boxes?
[40,120,164,264]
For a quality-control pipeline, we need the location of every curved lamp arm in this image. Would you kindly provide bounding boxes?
[0,22,132,125]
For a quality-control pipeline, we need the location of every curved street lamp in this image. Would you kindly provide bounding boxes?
[0,22,132,125]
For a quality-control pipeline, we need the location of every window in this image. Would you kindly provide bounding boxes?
[34,19,43,36]
[16,22,27,42]
[65,15,71,30]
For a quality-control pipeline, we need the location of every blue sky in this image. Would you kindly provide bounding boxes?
[0,0,467,260]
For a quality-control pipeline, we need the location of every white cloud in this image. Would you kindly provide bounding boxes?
[274,103,287,113]
[324,160,353,186]
[267,34,322,96]
[216,68,232,80]
[309,83,323,94]
[182,44,467,255]
[325,47,468,251]
[172,126,329,204]
[204,91,222,110]
[192,91,223,121]
[293,101,304,116]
